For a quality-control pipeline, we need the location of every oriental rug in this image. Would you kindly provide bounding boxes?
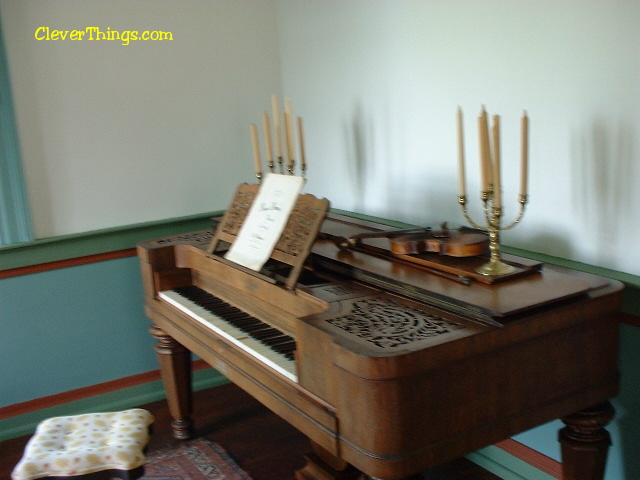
[141,438,254,480]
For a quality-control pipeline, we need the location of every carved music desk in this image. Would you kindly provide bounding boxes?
[138,213,622,480]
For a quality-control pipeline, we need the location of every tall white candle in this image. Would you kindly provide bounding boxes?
[520,111,529,197]
[297,116,306,172]
[285,97,294,166]
[491,115,502,209]
[284,110,294,170]
[250,123,261,175]
[456,107,466,197]
[263,112,273,167]
[478,108,492,193]
[271,94,282,157]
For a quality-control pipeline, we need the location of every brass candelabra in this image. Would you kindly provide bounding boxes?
[456,106,529,276]
[458,193,528,275]
[251,94,307,183]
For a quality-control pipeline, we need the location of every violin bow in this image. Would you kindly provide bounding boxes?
[333,227,431,250]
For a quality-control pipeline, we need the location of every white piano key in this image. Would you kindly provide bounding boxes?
[159,289,297,382]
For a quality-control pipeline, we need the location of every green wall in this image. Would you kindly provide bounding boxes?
[1,255,156,405]
[1,211,639,479]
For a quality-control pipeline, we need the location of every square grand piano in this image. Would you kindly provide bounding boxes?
[138,187,622,480]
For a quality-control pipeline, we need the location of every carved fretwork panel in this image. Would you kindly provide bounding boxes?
[327,297,467,349]
[273,196,328,258]
[219,185,258,237]
[213,184,327,259]
[150,231,214,248]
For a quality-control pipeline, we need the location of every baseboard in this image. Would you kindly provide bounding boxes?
[467,443,560,480]
[0,363,228,442]
[494,439,562,478]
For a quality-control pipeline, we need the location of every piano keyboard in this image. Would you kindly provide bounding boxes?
[159,285,298,382]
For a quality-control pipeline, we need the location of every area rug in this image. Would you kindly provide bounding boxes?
[141,438,254,480]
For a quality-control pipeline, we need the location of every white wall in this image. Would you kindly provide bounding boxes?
[2,0,639,277]
[276,0,640,276]
[1,0,282,238]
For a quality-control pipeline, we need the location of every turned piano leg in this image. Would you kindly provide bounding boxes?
[150,325,194,439]
[559,401,615,480]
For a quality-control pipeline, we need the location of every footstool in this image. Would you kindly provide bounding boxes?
[11,408,154,480]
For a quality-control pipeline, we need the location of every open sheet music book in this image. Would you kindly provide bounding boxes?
[225,173,304,271]
[208,173,329,289]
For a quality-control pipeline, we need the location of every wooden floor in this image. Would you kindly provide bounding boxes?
[0,383,503,480]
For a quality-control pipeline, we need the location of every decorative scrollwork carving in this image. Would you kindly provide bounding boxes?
[274,197,327,257]
[152,231,213,247]
[328,298,466,348]
[221,189,257,236]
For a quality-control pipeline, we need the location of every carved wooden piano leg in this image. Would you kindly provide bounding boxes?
[150,325,194,439]
[559,401,614,480]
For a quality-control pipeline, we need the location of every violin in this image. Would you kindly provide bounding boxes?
[389,223,488,257]
[335,223,488,258]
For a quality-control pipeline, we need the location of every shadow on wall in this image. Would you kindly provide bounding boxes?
[344,100,399,218]
[571,119,637,267]
[343,101,456,226]
[344,102,371,214]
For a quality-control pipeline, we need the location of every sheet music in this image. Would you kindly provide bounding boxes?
[225,173,304,271]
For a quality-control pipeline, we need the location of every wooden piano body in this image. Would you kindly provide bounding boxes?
[138,213,622,480]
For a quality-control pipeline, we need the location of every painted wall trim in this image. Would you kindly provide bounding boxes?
[1,359,208,418]
[0,360,227,442]
[0,211,220,270]
[0,248,137,279]
[467,446,559,480]
[494,439,561,478]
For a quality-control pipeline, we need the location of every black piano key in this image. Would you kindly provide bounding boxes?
[268,343,296,359]
[261,337,297,357]
[244,325,279,336]
[231,317,264,328]
[265,336,294,347]
[173,285,297,361]
[253,330,286,340]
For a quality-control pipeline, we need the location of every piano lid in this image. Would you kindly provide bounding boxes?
[311,215,602,323]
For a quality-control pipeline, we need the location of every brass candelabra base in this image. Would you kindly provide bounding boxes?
[476,224,516,276]
[458,195,527,277]
[476,256,516,276]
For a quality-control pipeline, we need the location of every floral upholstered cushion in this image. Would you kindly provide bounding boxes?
[11,408,154,480]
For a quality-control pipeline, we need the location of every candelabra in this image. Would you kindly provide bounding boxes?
[252,94,307,183]
[456,107,529,276]
[458,193,527,275]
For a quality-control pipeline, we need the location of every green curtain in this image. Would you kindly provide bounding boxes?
[0,16,33,245]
